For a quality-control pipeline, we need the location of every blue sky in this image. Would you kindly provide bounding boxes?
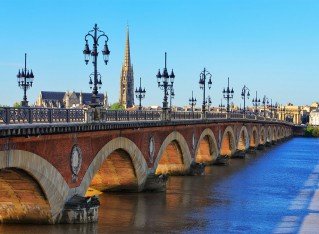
[0,0,318,107]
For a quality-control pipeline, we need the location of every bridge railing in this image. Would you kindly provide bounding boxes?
[206,112,227,119]
[0,107,85,124]
[0,107,288,125]
[245,114,257,120]
[170,111,202,120]
[99,109,162,121]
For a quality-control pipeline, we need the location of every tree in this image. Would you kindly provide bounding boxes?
[312,127,319,137]
[13,102,22,107]
[305,126,314,137]
[304,126,319,138]
[109,102,125,110]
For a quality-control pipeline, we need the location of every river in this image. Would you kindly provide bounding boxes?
[1,137,319,234]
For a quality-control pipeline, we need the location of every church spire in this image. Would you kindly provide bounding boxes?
[119,24,134,108]
[124,24,131,67]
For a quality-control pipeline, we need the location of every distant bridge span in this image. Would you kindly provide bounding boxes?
[0,108,294,224]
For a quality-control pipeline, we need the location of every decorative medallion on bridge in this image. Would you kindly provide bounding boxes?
[192,133,196,150]
[70,144,82,183]
[149,137,155,163]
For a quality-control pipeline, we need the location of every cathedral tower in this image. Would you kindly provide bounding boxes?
[119,25,134,108]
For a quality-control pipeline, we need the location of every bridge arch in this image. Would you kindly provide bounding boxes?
[237,126,249,151]
[273,127,277,141]
[153,131,192,175]
[266,126,272,144]
[276,128,280,140]
[259,127,266,145]
[220,126,236,156]
[195,128,218,164]
[80,137,149,194]
[0,150,69,224]
[281,128,285,139]
[250,126,259,148]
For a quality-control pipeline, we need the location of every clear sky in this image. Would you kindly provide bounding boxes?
[0,0,318,108]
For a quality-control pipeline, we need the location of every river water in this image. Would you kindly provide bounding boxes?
[1,137,319,234]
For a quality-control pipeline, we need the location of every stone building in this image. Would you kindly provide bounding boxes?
[309,110,319,126]
[35,91,107,108]
[277,104,302,125]
[119,25,134,108]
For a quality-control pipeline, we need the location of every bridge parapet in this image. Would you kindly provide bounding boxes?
[0,107,286,126]
[0,107,84,124]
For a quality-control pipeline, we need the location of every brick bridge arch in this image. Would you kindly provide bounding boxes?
[260,126,266,145]
[153,131,192,175]
[250,126,259,148]
[195,128,219,164]
[237,126,249,151]
[267,126,272,144]
[220,126,236,156]
[281,128,285,139]
[273,127,277,141]
[78,137,149,194]
[276,128,280,140]
[0,150,69,224]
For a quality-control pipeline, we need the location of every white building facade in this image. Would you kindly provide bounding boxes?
[309,110,319,126]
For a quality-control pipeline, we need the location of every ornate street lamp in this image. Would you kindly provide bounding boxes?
[222,77,234,112]
[88,72,102,90]
[262,95,269,117]
[207,95,212,112]
[269,99,278,118]
[199,68,212,114]
[156,52,175,112]
[17,53,34,107]
[252,91,261,115]
[274,102,279,118]
[241,85,250,114]
[189,91,197,112]
[170,88,175,110]
[135,77,146,110]
[83,23,110,107]
[219,99,225,113]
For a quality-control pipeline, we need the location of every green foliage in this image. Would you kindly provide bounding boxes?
[305,126,313,137]
[305,126,319,138]
[13,102,22,107]
[312,127,319,137]
[109,102,125,110]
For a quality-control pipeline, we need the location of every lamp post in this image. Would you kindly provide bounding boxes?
[83,24,110,107]
[222,77,234,112]
[262,95,269,117]
[16,53,34,107]
[274,102,279,118]
[170,88,175,110]
[207,95,212,112]
[252,91,260,115]
[219,99,225,113]
[156,52,175,119]
[269,99,278,118]
[241,85,250,114]
[199,68,212,114]
[189,91,197,112]
[135,77,146,110]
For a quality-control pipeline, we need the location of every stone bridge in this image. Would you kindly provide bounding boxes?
[0,108,294,224]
